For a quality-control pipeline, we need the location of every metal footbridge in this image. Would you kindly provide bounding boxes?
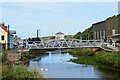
[26,39,103,50]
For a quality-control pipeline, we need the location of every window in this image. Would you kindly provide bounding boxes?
[1,35,4,40]
[112,29,116,35]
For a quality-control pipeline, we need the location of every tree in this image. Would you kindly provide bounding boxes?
[73,32,82,39]
[73,26,93,40]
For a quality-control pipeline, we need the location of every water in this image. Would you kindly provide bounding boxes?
[28,50,120,78]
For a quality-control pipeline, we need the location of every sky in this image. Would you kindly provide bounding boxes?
[0,1,119,38]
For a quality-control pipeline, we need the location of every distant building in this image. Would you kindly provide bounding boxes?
[0,22,9,50]
[0,22,19,50]
[55,31,64,40]
[93,21,106,40]
[9,30,16,49]
[93,15,120,42]
[13,35,21,46]
[106,15,120,41]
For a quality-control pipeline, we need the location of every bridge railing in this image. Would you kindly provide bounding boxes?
[26,40,103,49]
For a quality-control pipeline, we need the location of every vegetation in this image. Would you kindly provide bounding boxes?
[68,48,94,56]
[2,66,43,79]
[73,32,82,39]
[69,49,96,65]
[73,26,93,40]
[41,36,55,41]
[65,35,73,39]
[69,49,120,71]
[0,52,8,65]
[1,52,44,79]
[95,51,120,68]
[41,35,73,41]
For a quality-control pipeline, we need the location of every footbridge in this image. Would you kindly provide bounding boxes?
[26,39,103,50]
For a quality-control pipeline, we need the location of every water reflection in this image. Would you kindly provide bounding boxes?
[28,50,120,78]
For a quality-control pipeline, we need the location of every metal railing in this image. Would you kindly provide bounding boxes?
[26,39,103,49]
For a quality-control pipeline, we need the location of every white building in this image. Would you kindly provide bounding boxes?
[0,23,9,50]
[55,31,64,40]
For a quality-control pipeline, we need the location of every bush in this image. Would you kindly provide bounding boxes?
[0,53,8,64]
[2,66,43,79]
[95,51,120,68]
[68,48,94,57]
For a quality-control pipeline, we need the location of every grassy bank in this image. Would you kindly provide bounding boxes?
[0,52,44,79]
[2,65,43,79]
[68,48,120,71]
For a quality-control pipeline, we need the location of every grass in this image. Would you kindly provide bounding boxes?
[1,52,44,79]
[2,66,43,79]
[68,48,94,57]
[95,51,120,68]
[68,48,120,71]
[70,56,96,65]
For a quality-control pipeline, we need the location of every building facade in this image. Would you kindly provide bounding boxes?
[93,21,106,40]
[106,15,120,41]
[0,23,9,50]
[0,22,17,50]
[9,30,16,49]
[55,31,64,40]
[93,15,120,42]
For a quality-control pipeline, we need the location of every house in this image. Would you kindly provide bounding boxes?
[0,22,18,50]
[13,35,22,48]
[0,22,9,50]
[9,30,16,49]
[55,31,64,40]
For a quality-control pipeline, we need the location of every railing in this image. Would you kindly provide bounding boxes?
[26,39,103,49]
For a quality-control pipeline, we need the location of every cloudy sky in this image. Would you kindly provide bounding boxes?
[1,1,118,38]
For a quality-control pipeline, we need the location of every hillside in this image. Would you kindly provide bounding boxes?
[41,35,73,41]
[73,26,93,40]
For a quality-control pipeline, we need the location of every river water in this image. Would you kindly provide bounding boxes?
[28,50,120,78]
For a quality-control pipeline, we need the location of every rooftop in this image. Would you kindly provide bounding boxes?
[55,31,64,35]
